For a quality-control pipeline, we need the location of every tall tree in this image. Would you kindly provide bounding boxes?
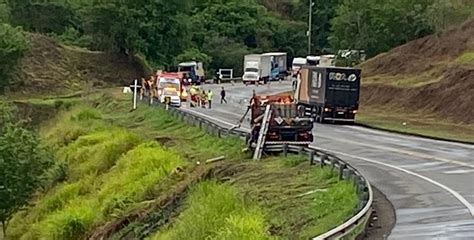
[330,0,433,57]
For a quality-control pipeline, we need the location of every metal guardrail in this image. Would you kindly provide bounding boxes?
[152,103,373,239]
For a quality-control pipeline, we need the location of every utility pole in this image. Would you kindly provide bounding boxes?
[308,0,313,55]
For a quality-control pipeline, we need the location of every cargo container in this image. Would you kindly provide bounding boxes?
[262,52,287,81]
[242,54,272,84]
[294,66,361,123]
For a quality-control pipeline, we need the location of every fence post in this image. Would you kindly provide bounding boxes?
[309,150,315,165]
[339,163,347,180]
[283,144,288,156]
[321,154,328,168]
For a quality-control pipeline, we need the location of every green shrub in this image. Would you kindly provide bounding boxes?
[70,108,102,122]
[51,27,94,49]
[36,200,98,240]
[0,23,29,92]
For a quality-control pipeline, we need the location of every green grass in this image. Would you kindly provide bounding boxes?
[358,106,474,143]
[362,71,441,87]
[7,91,358,239]
[455,51,474,65]
[152,181,274,240]
[228,156,358,239]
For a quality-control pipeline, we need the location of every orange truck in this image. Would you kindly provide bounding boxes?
[246,93,314,147]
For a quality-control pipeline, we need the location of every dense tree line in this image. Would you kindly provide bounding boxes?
[0,0,473,75]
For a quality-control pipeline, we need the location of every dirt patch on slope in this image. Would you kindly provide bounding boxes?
[8,34,151,96]
[361,20,474,76]
[361,66,474,124]
[360,19,474,124]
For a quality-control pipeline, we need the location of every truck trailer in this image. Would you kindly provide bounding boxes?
[294,66,361,123]
[262,52,287,81]
[242,54,272,84]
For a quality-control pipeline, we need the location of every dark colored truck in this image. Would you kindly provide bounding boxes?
[246,94,314,148]
[294,66,361,123]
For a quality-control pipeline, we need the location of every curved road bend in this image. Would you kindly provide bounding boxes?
[182,82,474,239]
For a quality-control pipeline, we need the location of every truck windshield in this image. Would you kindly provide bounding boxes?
[178,66,194,72]
[245,68,259,73]
[159,78,180,89]
[163,90,178,96]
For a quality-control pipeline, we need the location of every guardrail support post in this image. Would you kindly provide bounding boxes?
[321,154,327,168]
[283,144,288,156]
[309,150,315,165]
[339,163,347,180]
[217,129,221,138]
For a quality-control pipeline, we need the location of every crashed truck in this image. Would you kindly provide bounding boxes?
[244,93,314,152]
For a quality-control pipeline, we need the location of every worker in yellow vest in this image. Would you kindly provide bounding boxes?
[207,90,214,109]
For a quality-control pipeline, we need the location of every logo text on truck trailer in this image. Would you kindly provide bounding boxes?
[328,72,358,82]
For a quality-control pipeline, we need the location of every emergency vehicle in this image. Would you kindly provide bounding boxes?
[157,72,188,102]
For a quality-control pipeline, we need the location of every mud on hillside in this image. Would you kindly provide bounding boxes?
[8,34,151,96]
[360,20,474,124]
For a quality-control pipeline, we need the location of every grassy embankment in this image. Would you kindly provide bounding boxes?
[358,49,474,143]
[6,91,357,239]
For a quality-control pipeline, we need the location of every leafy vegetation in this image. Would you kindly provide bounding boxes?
[5,92,358,239]
[0,23,28,92]
[3,0,471,76]
[0,104,52,237]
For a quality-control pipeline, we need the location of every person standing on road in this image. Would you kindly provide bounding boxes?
[201,90,207,108]
[207,90,213,109]
[220,87,227,104]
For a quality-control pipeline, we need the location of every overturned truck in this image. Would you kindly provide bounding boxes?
[245,93,314,156]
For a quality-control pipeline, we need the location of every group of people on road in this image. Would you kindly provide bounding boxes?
[190,86,227,109]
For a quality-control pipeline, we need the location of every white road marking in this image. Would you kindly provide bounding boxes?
[314,146,474,217]
[317,135,474,169]
[343,125,474,149]
[182,106,474,217]
[443,169,474,174]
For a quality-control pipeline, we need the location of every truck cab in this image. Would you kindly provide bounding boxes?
[160,88,181,107]
[157,73,187,102]
[178,61,205,85]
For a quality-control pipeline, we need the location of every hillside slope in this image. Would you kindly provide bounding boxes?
[8,34,150,96]
[360,19,474,125]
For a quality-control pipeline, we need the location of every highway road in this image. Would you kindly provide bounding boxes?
[182,82,474,239]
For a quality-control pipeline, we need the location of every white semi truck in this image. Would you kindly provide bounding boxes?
[242,54,272,84]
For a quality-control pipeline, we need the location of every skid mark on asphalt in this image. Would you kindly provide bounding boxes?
[315,146,474,217]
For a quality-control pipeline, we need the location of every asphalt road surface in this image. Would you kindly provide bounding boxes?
[182,82,474,240]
